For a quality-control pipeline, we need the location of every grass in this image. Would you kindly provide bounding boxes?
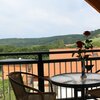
[0,73,16,100]
[92,37,100,47]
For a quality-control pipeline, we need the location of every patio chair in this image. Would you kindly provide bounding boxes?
[8,71,56,100]
[87,70,100,100]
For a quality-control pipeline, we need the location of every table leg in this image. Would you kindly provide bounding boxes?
[81,88,85,100]
[74,89,78,100]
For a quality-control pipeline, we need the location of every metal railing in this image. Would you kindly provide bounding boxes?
[0,49,100,99]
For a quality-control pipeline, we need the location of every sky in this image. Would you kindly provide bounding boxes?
[0,0,100,39]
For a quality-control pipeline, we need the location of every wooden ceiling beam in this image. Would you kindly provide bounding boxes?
[85,0,100,13]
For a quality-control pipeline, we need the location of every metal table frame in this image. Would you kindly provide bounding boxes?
[50,73,100,100]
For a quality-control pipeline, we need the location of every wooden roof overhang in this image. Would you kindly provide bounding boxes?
[85,0,100,13]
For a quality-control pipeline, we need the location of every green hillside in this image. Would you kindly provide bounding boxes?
[0,29,100,47]
[92,37,100,47]
[0,35,83,47]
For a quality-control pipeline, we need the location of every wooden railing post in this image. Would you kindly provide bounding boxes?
[38,54,44,92]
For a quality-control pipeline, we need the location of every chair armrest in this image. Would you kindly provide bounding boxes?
[9,74,42,93]
[95,70,100,73]
[19,72,54,92]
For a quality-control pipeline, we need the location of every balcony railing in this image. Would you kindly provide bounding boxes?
[0,49,100,100]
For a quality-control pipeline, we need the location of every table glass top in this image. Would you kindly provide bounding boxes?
[51,73,100,85]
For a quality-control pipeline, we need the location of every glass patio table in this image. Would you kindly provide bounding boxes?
[50,73,100,100]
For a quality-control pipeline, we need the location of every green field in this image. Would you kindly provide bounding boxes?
[93,37,100,47]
